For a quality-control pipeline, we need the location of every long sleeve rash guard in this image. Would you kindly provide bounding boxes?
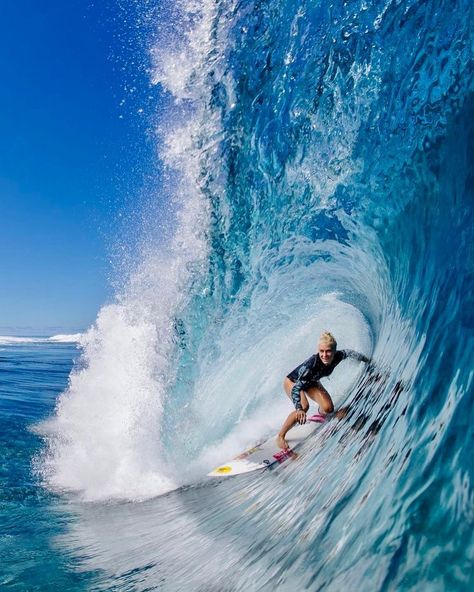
[287,349,370,410]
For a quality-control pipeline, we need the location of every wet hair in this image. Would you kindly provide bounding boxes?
[319,331,337,349]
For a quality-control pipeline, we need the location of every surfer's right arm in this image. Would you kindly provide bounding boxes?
[291,380,303,410]
[291,379,307,424]
[290,359,312,411]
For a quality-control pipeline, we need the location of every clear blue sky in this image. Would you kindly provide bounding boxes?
[0,0,161,335]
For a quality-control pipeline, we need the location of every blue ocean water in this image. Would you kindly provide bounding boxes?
[2,0,474,590]
[0,341,87,589]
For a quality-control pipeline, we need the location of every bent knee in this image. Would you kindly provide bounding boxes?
[321,401,334,414]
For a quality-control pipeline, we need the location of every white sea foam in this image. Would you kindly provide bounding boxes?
[38,1,226,501]
[42,303,176,500]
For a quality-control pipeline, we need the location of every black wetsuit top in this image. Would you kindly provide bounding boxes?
[287,349,369,410]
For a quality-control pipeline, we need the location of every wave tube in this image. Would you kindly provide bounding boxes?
[38,9,473,578]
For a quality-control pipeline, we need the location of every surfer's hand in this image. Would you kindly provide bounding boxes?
[295,410,306,424]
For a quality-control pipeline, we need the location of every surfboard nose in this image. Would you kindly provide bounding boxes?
[308,413,326,423]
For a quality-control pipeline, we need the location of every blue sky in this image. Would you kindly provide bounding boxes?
[0,1,160,335]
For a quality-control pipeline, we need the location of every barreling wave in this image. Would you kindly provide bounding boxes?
[38,0,473,587]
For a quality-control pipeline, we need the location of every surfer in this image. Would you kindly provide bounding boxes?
[276,331,371,449]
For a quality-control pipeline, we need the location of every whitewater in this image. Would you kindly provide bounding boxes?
[3,0,472,590]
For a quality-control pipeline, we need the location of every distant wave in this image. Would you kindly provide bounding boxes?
[48,333,82,343]
[0,334,82,345]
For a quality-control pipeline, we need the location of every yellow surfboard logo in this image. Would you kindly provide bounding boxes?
[215,465,232,474]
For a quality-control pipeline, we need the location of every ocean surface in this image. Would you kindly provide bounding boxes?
[2,0,473,590]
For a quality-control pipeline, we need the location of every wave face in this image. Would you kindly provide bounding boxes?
[40,0,473,589]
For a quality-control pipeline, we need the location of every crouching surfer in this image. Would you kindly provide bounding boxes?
[276,331,371,449]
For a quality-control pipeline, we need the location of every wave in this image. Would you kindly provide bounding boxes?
[0,334,82,345]
[37,0,473,563]
[49,333,82,343]
[34,0,474,588]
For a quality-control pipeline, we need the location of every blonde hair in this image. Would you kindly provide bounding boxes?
[319,331,337,349]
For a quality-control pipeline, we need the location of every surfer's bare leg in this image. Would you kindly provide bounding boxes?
[276,378,310,449]
[283,377,334,414]
[276,379,334,449]
[277,409,308,449]
[305,382,334,414]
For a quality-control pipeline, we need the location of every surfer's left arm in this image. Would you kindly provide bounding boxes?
[341,349,372,364]
[340,349,383,380]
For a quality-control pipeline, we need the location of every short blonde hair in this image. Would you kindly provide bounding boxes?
[319,331,337,349]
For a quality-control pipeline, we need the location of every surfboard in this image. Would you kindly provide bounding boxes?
[208,413,326,477]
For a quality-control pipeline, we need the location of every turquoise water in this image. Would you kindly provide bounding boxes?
[2,0,474,589]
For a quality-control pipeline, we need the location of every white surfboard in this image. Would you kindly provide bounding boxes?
[208,413,327,477]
